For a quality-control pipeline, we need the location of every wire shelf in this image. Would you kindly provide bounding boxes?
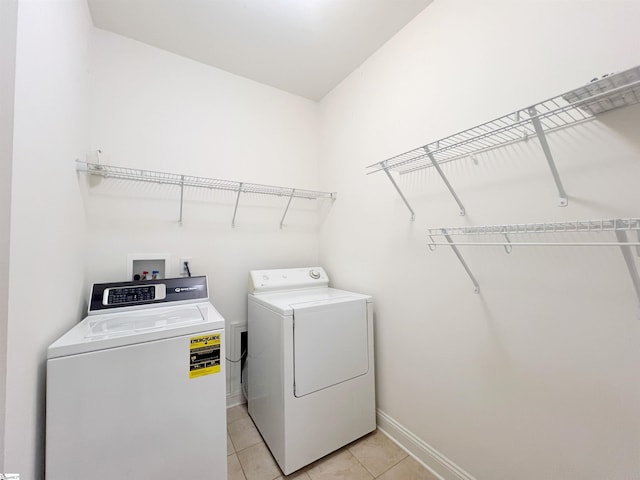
[428,218,640,237]
[424,218,640,301]
[367,65,640,176]
[79,162,335,201]
[77,160,336,227]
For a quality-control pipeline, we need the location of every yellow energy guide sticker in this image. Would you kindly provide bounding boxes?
[189,333,221,379]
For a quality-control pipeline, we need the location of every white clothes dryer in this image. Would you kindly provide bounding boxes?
[46,276,227,480]
[247,267,375,475]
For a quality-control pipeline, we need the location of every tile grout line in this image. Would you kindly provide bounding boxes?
[347,432,409,479]
[347,448,376,478]
[363,452,404,479]
[371,454,409,479]
[228,414,284,480]
[227,408,250,480]
[230,406,427,480]
[236,453,249,480]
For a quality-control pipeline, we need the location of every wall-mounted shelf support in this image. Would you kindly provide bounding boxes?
[179,175,185,225]
[425,145,466,216]
[368,65,640,218]
[280,189,296,229]
[442,230,480,294]
[528,106,568,206]
[615,226,640,303]
[514,111,529,142]
[381,162,415,221]
[502,231,512,254]
[426,219,640,301]
[231,182,243,228]
[77,161,336,227]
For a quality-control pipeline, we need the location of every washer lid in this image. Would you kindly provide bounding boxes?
[85,306,203,338]
[47,302,225,359]
[249,287,371,315]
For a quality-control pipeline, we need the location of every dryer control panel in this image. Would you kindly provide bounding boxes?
[249,267,329,293]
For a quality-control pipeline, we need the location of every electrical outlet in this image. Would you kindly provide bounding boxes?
[179,257,192,277]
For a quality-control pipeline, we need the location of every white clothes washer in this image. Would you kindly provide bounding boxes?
[247,267,375,475]
[46,276,227,480]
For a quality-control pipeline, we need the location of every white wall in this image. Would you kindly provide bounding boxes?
[0,0,18,470]
[5,1,640,478]
[85,29,325,402]
[318,1,640,479]
[4,0,91,478]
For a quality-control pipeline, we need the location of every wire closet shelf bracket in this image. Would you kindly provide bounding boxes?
[426,218,640,303]
[76,160,336,227]
[366,65,640,220]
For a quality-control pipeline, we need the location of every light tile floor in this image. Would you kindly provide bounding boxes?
[227,404,439,480]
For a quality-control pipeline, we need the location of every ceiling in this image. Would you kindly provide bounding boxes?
[86,0,434,101]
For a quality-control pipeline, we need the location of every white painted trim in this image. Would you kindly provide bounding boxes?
[226,392,246,408]
[376,409,477,480]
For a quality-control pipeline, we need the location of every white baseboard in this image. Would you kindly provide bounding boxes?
[226,392,246,408]
[376,409,477,480]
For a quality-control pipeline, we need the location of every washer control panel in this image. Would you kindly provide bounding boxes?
[89,276,209,313]
[103,284,166,306]
[249,267,329,293]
